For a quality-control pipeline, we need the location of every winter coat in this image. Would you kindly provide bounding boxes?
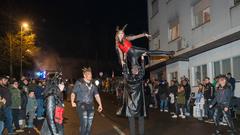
[177,91,185,105]
[118,63,146,117]
[0,85,11,107]
[211,84,233,108]
[228,77,236,92]
[158,83,169,100]
[183,83,191,100]
[27,97,37,112]
[169,85,178,97]
[9,87,22,109]
[34,86,44,99]
[204,83,215,100]
[41,95,64,135]
[21,91,28,110]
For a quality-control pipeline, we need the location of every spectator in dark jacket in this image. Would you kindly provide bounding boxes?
[144,79,151,113]
[169,80,178,116]
[210,75,236,135]
[204,77,215,122]
[227,73,236,96]
[35,81,45,120]
[158,80,169,112]
[0,75,14,134]
[19,79,29,129]
[182,79,191,116]
[28,79,37,93]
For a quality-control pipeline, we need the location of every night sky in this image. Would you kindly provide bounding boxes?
[0,0,149,74]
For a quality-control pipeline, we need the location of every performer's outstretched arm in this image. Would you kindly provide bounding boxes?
[126,33,151,41]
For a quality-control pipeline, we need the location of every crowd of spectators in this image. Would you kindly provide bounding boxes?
[0,75,46,134]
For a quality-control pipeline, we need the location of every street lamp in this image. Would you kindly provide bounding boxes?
[20,22,29,77]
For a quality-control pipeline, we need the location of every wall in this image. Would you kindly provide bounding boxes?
[148,0,240,65]
[166,61,189,83]
[189,40,240,97]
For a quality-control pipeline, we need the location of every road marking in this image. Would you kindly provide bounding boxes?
[33,127,40,134]
[100,113,125,135]
[113,125,125,135]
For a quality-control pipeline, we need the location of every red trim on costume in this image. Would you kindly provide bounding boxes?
[54,106,64,124]
[117,39,132,53]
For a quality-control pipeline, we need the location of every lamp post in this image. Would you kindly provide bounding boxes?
[20,22,29,77]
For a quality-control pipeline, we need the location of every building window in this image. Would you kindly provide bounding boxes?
[233,56,240,80]
[222,58,231,75]
[213,56,240,80]
[214,61,220,77]
[202,7,210,23]
[202,64,207,79]
[152,0,159,17]
[193,0,211,28]
[195,66,201,85]
[153,38,160,50]
[152,30,160,50]
[158,39,161,49]
[234,0,240,5]
[169,22,180,41]
[170,71,178,81]
[194,64,207,86]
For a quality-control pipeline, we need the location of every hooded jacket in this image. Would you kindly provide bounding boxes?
[9,87,21,109]
[211,84,233,108]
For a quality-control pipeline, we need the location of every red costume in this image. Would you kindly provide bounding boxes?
[117,39,132,53]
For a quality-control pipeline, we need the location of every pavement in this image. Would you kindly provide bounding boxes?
[3,92,239,135]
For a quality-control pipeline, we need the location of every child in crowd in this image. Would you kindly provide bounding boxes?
[26,91,37,128]
[194,84,205,120]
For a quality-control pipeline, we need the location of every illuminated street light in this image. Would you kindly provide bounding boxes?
[20,22,30,77]
[22,22,29,29]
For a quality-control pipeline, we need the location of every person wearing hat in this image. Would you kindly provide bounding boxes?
[0,75,14,134]
[210,75,237,135]
[71,67,103,135]
[115,25,175,68]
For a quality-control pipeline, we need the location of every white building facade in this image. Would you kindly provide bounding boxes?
[147,0,240,97]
